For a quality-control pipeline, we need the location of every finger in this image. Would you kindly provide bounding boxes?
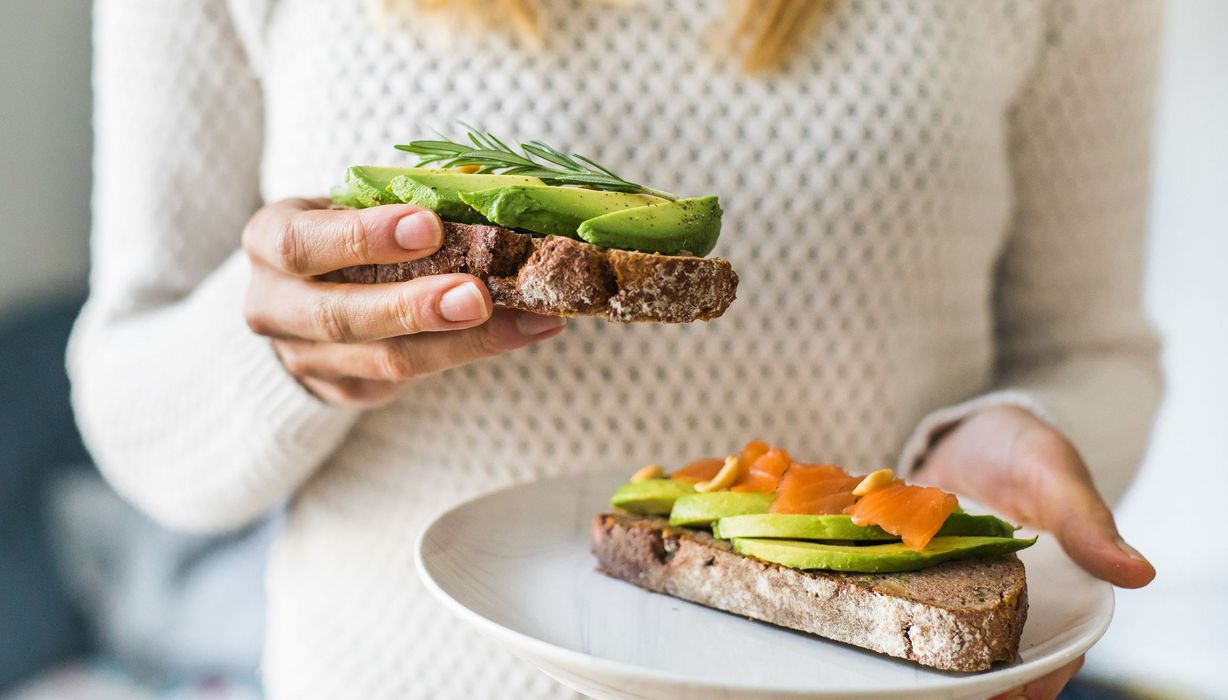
[1047,479,1155,588]
[273,309,567,382]
[1024,441,1155,588]
[243,198,444,276]
[247,271,493,342]
[298,376,406,410]
[990,656,1084,700]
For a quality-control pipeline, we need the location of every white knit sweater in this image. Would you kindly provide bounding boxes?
[73,1,1161,698]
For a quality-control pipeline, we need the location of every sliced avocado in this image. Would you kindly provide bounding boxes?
[712,513,1017,541]
[390,173,547,224]
[577,196,722,256]
[459,185,666,238]
[668,492,774,528]
[609,479,696,516]
[732,536,1037,573]
[932,513,1017,538]
[340,166,445,208]
[714,514,897,541]
[330,185,363,209]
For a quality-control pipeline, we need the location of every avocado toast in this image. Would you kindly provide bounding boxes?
[593,444,1035,672]
[330,129,737,322]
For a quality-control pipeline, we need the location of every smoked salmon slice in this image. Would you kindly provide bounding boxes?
[739,440,771,466]
[731,446,791,493]
[846,483,959,551]
[671,457,725,483]
[769,464,861,515]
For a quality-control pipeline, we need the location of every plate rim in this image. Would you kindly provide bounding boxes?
[415,471,1115,699]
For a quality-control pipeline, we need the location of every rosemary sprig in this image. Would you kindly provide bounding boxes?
[395,125,678,201]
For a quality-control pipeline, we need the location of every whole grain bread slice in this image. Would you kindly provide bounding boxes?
[591,512,1028,672]
[334,222,738,323]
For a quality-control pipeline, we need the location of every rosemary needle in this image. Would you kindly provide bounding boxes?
[395,124,678,201]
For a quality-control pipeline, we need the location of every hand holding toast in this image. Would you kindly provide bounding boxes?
[242,198,565,407]
[917,406,1155,700]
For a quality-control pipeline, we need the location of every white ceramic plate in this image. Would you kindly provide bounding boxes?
[416,470,1113,700]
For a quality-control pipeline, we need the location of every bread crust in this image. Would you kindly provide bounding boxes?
[334,222,738,323]
[591,513,1028,672]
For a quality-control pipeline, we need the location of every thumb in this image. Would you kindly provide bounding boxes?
[1040,473,1155,589]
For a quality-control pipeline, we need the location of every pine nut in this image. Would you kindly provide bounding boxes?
[852,468,895,496]
[695,456,741,493]
[630,464,665,482]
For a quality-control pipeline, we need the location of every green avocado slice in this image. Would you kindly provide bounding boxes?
[339,166,445,208]
[712,513,1017,541]
[390,173,547,224]
[732,536,1037,573]
[668,491,775,527]
[609,479,696,516]
[577,196,722,256]
[460,185,666,237]
[929,513,1017,538]
[329,185,363,209]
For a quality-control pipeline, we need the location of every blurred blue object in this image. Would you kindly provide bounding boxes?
[48,470,271,683]
[0,299,92,690]
[1,300,269,694]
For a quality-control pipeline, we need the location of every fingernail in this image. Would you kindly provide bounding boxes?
[1115,536,1151,565]
[516,313,566,336]
[395,211,443,251]
[438,282,488,322]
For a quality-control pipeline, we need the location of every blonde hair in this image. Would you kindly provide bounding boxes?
[371,0,827,72]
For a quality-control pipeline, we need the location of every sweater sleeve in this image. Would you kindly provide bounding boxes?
[69,0,359,533]
[898,0,1163,504]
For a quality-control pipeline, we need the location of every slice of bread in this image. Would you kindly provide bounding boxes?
[334,222,738,323]
[591,512,1028,672]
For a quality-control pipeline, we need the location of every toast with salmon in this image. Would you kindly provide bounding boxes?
[592,444,1034,672]
[592,512,1028,672]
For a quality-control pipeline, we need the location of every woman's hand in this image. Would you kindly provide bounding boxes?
[916,406,1155,700]
[242,198,565,407]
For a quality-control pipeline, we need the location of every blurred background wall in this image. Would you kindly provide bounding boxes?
[0,0,91,315]
[1085,0,1228,694]
[0,0,1224,697]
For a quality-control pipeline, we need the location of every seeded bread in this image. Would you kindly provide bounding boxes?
[591,512,1028,672]
[334,222,738,323]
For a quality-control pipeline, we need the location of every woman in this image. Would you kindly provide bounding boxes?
[72,1,1160,697]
